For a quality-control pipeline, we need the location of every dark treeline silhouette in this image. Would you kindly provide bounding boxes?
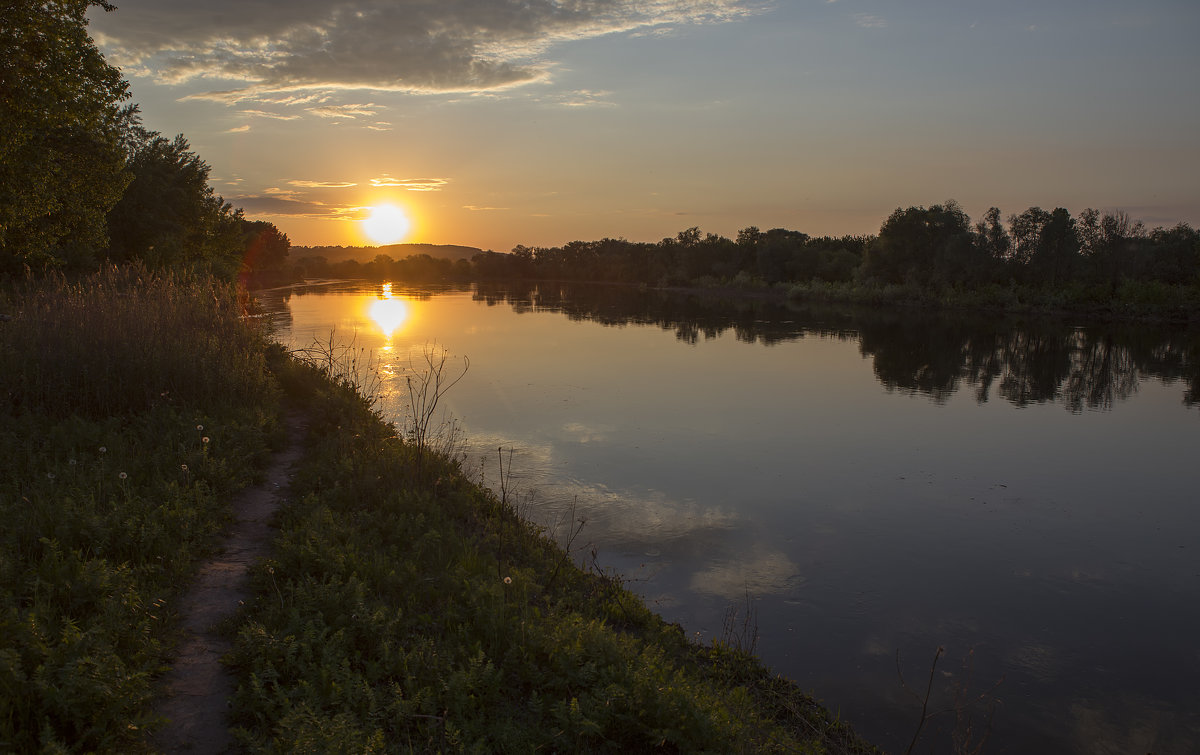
[292,200,1199,318]
[467,201,1199,313]
[2,1,289,280]
[472,281,1200,410]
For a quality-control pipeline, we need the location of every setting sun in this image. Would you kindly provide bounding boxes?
[361,204,412,245]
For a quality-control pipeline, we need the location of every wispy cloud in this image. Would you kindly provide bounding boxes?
[239,109,302,120]
[556,89,617,108]
[463,205,509,211]
[232,194,338,217]
[306,103,378,119]
[225,124,251,133]
[288,180,358,189]
[370,176,449,191]
[90,0,761,104]
[853,13,887,29]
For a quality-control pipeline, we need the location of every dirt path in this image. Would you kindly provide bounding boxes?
[152,411,307,754]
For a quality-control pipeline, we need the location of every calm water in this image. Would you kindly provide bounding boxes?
[258,281,1200,754]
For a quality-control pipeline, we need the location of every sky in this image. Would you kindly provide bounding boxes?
[88,0,1200,252]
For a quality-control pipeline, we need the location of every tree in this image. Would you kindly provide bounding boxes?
[973,207,1011,265]
[864,200,976,286]
[0,0,134,272]
[105,131,246,277]
[1008,207,1080,286]
[241,220,290,273]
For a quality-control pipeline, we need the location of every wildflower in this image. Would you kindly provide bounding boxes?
[119,471,128,480]
[181,464,188,472]
[202,436,210,444]
[503,576,512,585]
[99,446,107,454]
[196,424,204,431]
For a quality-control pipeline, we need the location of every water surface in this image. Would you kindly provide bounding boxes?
[260,281,1200,753]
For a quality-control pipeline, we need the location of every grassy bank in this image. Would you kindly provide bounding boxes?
[0,268,877,753]
[0,267,281,751]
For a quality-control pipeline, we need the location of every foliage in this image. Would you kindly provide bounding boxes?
[0,267,280,751]
[2,265,275,418]
[240,220,291,275]
[104,131,248,278]
[0,0,134,272]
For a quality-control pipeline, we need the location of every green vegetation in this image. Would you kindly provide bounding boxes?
[0,268,281,751]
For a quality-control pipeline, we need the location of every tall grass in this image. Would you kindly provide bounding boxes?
[1,264,274,417]
[0,266,280,751]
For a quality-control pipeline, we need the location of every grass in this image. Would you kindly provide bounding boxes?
[0,267,878,753]
[0,266,281,752]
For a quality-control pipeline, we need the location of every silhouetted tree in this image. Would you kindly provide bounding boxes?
[1,0,134,272]
[241,220,290,272]
[105,132,245,277]
[863,200,975,286]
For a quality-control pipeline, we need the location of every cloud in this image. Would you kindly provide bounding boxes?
[231,193,362,220]
[463,205,510,211]
[89,1,759,102]
[556,89,617,108]
[853,13,887,29]
[226,124,251,133]
[306,103,378,119]
[288,180,358,188]
[239,109,302,120]
[370,176,449,191]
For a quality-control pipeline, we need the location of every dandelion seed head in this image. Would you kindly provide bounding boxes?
[69,459,76,466]
[119,471,128,480]
[202,437,210,444]
[196,424,204,431]
[181,464,188,472]
[99,446,107,454]
[47,472,55,481]
[503,576,512,585]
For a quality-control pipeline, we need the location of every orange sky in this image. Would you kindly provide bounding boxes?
[90,1,1200,251]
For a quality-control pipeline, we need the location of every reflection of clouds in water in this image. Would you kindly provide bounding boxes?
[562,421,611,444]
[690,552,801,599]
[1070,694,1199,755]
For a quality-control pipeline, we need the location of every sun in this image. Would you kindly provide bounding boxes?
[361,204,412,245]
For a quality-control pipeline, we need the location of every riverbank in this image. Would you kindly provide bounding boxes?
[0,268,878,752]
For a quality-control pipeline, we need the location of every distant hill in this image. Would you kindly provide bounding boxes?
[291,243,484,264]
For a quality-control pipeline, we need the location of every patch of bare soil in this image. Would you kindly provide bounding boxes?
[151,412,306,754]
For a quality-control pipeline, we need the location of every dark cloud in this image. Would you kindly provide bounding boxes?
[90,1,755,100]
[231,194,358,218]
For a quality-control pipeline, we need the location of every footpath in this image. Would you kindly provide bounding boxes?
[152,412,306,754]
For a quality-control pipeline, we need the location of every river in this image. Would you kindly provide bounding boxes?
[257,280,1200,753]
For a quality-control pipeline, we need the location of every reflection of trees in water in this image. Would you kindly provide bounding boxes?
[474,281,1200,411]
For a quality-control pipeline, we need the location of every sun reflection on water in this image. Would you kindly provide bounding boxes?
[368,283,410,341]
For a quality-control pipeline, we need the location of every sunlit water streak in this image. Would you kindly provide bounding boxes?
[259,281,1200,754]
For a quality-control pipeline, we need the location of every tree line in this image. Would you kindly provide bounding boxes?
[1,0,289,279]
[468,200,1197,293]
[294,201,1198,318]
